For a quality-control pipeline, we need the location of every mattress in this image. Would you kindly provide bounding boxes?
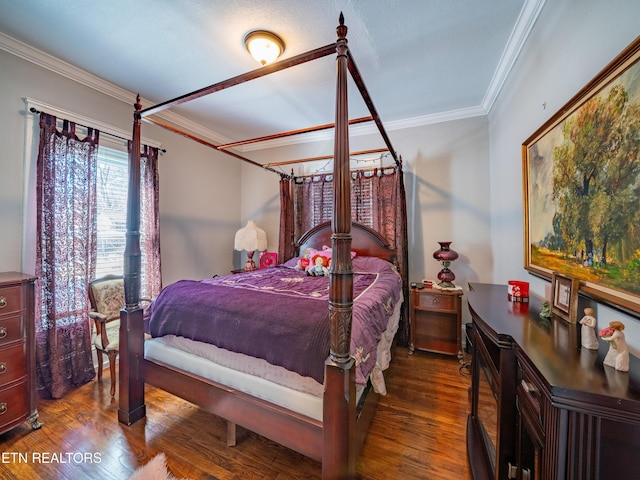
[144,289,402,421]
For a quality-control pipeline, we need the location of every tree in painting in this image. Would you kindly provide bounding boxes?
[545,84,640,292]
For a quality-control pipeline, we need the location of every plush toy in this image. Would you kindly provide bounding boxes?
[294,248,312,271]
[306,254,329,276]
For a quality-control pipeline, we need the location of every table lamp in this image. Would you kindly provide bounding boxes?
[234,220,267,271]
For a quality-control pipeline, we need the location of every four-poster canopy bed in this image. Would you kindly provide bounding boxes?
[119,14,408,479]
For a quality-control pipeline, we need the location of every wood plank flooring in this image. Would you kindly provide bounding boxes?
[0,347,472,479]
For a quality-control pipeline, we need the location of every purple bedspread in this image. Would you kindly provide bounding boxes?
[149,256,402,385]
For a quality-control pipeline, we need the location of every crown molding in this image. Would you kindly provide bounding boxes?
[482,0,546,113]
[0,32,232,146]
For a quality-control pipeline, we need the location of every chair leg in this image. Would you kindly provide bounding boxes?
[106,350,118,396]
[96,349,103,380]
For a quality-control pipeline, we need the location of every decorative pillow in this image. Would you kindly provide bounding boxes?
[310,245,357,260]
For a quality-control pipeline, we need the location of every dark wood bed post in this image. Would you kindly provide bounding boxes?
[323,13,356,480]
[118,94,146,425]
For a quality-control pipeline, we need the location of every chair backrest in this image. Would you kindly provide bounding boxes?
[88,275,125,322]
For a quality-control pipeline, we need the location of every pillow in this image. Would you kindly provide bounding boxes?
[311,245,357,260]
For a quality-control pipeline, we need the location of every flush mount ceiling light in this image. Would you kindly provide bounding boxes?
[244,30,285,66]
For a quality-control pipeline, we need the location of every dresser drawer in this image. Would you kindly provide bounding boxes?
[0,343,27,385]
[0,381,28,432]
[517,360,545,433]
[0,285,24,317]
[0,315,25,346]
[413,291,457,312]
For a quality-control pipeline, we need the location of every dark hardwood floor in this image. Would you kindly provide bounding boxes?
[0,347,472,479]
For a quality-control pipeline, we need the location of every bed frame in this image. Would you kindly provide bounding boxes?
[118,15,400,479]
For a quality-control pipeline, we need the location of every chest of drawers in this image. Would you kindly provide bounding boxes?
[0,272,41,435]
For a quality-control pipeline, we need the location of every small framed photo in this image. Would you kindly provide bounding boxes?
[551,272,579,323]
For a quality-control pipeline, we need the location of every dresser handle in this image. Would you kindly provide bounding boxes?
[432,298,439,305]
[0,326,6,339]
[0,402,6,415]
[521,379,537,394]
[0,296,6,308]
[0,362,6,374]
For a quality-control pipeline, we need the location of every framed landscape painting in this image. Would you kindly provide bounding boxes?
[523,36,640,315]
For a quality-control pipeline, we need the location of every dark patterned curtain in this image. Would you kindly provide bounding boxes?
[279,165,410,345]
[35,113,97,398]
[134,143,162,299]
[278,175,295,263]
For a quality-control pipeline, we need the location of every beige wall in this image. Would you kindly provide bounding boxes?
[0,49,241,287]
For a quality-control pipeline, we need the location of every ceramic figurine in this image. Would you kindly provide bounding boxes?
[579,307,599,350]
[539,301,552,318]
[600,321,629,372]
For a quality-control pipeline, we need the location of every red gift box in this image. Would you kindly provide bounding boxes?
[507,280,529,302]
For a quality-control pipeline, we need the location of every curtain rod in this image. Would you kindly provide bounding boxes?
[29,107,167,153]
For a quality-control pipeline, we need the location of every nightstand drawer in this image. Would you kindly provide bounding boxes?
[0,286,24,317]
[0,343,27,385]
[414,291,456,311]
[0,316,25,346]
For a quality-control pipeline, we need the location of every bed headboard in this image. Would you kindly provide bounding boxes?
[295,221,397,264]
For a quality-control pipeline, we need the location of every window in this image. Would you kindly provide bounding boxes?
[95,146,128,277]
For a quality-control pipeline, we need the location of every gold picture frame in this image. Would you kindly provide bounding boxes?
[522,36,640,315]
[551,272,579,323]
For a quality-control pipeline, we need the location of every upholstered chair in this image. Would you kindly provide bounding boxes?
[88,275,124,396]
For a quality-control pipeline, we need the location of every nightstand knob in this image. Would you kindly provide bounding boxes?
[0,402,6,415]
[0,296,6,309]
[0,362,5,374]
[0,326,6,338]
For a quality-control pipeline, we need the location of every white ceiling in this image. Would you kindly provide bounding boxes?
[0,0,544,148]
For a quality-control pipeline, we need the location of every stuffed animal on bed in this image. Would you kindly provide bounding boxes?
[294,248,312,271]
[306,254,330,276]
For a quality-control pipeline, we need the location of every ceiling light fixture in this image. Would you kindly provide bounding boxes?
[244,30,285,66]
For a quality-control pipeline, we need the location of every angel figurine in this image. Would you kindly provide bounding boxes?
[579,307,599,350]
[600,321,629,372]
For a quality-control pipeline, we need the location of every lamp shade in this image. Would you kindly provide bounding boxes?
[244,30,284,65]
[234,220,267,252]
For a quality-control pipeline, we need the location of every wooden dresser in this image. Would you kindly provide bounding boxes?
[0,272,41,435]
[466,283,640,480]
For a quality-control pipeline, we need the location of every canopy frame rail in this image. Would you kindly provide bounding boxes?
[265,148,389,168]
[217,116,373,150]
[346,50,400,168]
[142,116,290,178]
[140,43,338,118]
[135,27,400,174]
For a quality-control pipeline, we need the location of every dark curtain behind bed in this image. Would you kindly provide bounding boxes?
[280,166,410,345]
[278,175,295,263]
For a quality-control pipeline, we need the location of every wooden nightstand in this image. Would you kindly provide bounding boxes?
[409,285,463,359]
